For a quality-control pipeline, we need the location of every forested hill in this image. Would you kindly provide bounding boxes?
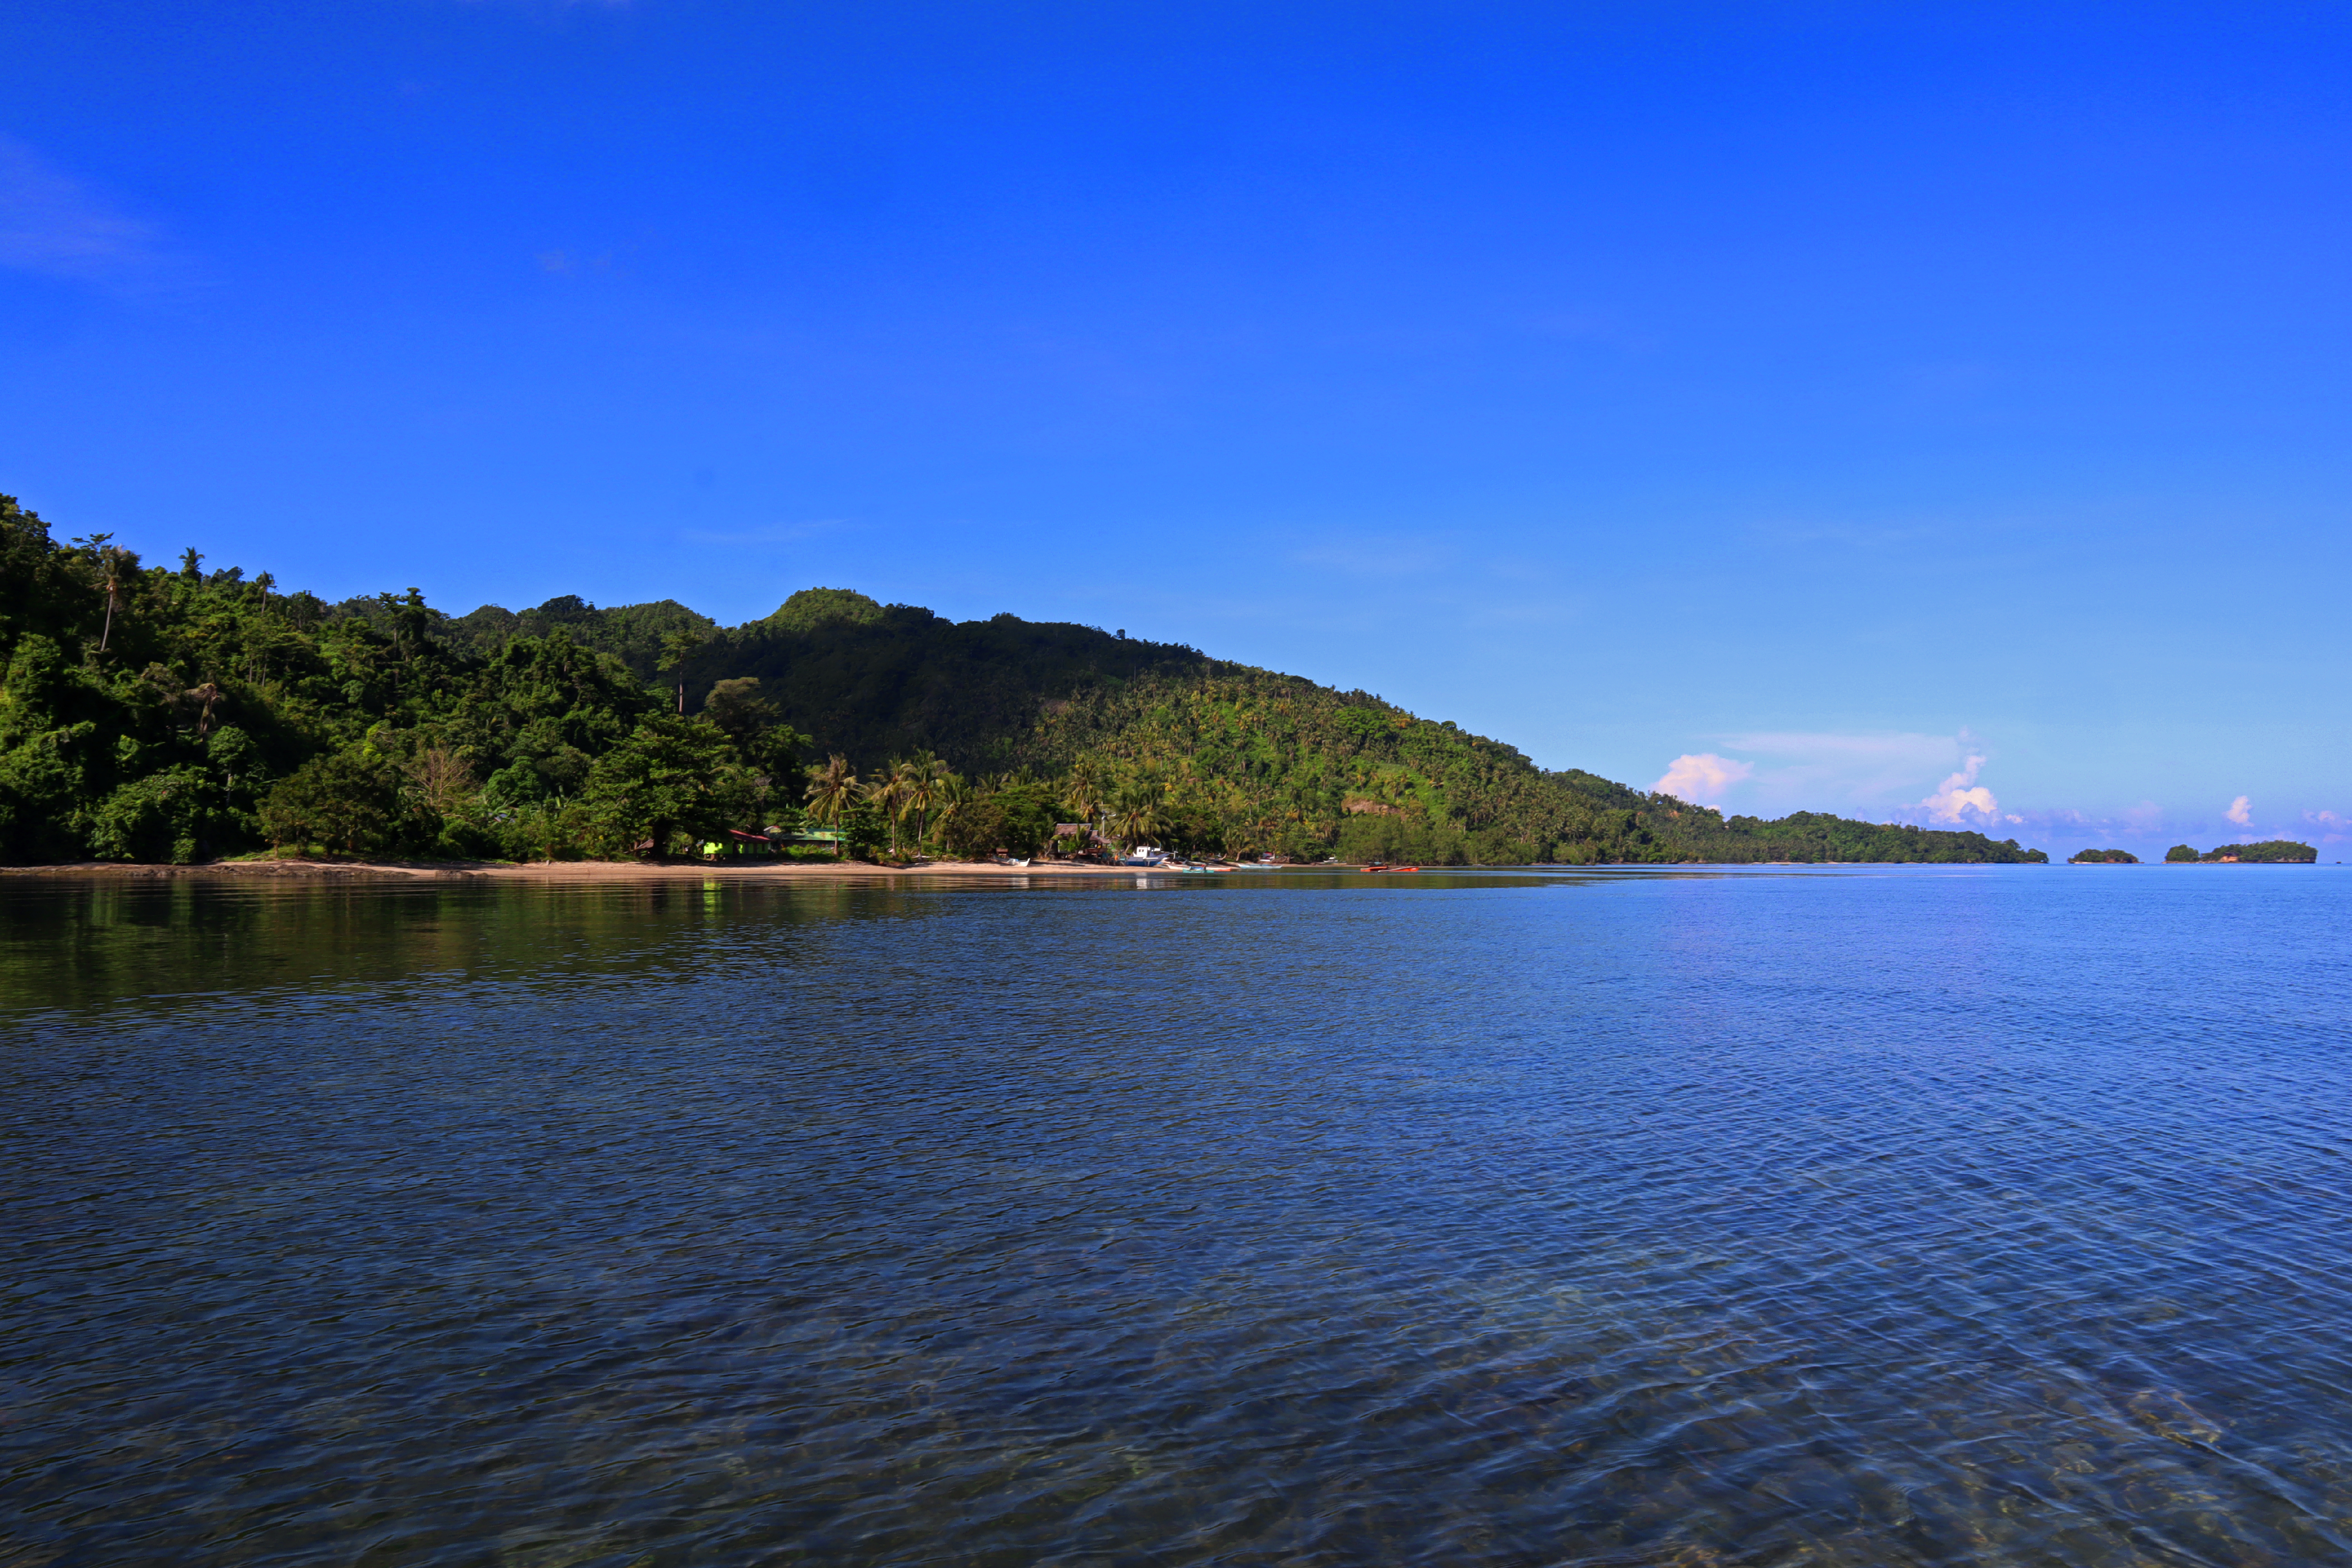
[0,496,2048,865]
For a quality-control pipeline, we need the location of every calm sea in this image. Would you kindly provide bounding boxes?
[5,867,2349,1567]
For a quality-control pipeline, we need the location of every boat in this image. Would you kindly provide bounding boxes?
[1118,845,1170,867]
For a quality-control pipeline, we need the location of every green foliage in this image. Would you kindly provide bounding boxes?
[2069,848,2140,864]
[2199,840,2316,863]
[90,765,242,864]
[675,601,1205,774]
[2165,844,2200,862]
[0,503,2057,867]
[838,798,889,861]
[940,797,1010,859]
[763,586,886,634]
[260,751,407,856]
[701,677,808,778]
[439,594,717,682]
[581,715,762,857]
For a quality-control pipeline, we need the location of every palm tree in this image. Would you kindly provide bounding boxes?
[900,753,951,848]
[1109,780,1163,851]
[804,754,859,827]
[87,537,127,653]
[864,760,919,858]
[930,772,974,854]
[1063,763,1104,838]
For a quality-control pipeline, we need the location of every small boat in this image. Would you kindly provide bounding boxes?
[1363,862,1390,873]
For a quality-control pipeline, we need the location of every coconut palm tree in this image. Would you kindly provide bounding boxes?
[864,760,919,858]
[1109,780,1163,851]
[87,538,129,653]
[1063,763,1104,839]
[804,754,859,827]
[900,752,951,848]
[929,772,974,852]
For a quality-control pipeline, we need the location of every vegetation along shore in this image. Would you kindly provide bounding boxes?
[1,495,2052,868]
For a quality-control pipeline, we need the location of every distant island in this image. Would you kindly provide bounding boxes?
[2069,848,2141,864]
[0,494,2052,868]
[2164,841,2318,864]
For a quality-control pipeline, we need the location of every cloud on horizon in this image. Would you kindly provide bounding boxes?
[1715,730,1963,807]
[1650,752,1754,802]
[1918,750,2001,826]
[2226,794,2253,827]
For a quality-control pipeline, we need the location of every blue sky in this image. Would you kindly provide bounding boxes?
[4,3,2347,858]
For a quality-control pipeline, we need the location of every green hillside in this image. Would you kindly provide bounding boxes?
[0,496,2046,866]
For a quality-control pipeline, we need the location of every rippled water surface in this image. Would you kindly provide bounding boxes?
[6,866,2352,1567]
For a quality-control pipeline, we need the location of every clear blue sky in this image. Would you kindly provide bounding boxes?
[4,3,2346,858]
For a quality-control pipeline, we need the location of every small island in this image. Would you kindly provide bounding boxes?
[2068,848,2141,864]
[2164,841,2318,864]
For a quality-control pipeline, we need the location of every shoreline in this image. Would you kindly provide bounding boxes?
[0,856,1180,883]
[0,858,2115,884]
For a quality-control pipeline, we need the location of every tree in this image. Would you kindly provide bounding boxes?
[1109,778,1164,850]
[929,772,975,854]
[994,776,1058,858]
[86,536,131,653]
[582,715,756,857]
[804,754,859,826]
[658,628,705,715]
[899,752,951,847]
[703,676,808,778]
[260,751,404,855]
[863,758,921,857]
[704,676,776,741]
[1061,760,1102,823]
[940,798,1010,859]
[839,797,889,860]
[2165,844,2199,863]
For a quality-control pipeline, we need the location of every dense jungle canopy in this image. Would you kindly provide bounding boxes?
[0,496,2049,866]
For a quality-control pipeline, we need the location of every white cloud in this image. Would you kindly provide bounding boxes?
[1918,750,2000,825]
[1717,730,1960,806]
[1650,753,1754,803]
[2306,810,2349,845]
[2226,795,2253,827]
[0,137,166,284]
[680,518,851,547]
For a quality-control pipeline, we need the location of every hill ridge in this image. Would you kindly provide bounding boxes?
[0,499,2046,866]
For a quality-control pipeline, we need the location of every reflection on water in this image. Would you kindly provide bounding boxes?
[5,867,2350,1565]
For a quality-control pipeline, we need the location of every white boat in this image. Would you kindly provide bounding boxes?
[1118,846,1170,867]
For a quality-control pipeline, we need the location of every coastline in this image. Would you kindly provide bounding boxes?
[0,856,1201,882]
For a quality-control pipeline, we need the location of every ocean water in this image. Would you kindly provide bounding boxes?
[4,866,2349,1567]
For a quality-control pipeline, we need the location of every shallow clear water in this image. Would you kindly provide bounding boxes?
[5,866,2350,1566]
